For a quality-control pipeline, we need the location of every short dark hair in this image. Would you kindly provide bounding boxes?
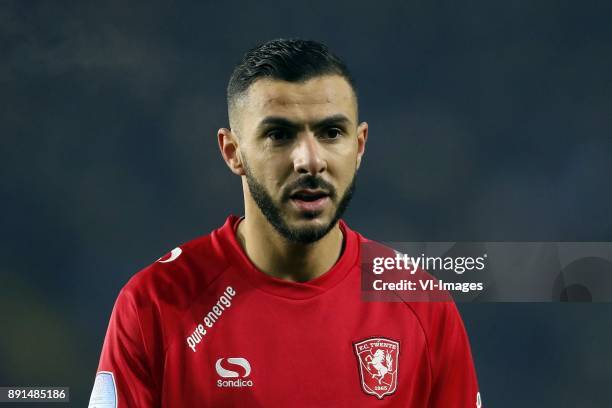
[227,39,357,127]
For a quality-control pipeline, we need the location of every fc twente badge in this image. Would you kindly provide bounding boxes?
[353,337,400,399]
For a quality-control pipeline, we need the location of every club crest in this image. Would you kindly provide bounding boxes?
[353,337,400,399]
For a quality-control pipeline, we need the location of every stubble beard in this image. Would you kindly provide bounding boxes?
[243,159,357,245]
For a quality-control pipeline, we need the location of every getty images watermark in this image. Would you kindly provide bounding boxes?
[360,242,612,302]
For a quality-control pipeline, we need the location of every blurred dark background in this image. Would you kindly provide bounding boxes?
[1,1,611,406]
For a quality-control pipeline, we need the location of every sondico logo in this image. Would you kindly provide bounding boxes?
[157,247,182,263]
[216,358,253,388]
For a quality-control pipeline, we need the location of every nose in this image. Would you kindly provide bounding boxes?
[293,132,327,175]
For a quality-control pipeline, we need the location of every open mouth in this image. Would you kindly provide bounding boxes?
[289,190,331,212]
[290,190,329,201]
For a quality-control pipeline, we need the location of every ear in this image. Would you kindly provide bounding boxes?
[218,128,245,176]
[356,121,368,170]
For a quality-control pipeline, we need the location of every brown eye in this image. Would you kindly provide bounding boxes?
[324,128,342,139]
[267,129,292,141]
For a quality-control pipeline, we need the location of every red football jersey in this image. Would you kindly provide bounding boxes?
[89,215,481,407]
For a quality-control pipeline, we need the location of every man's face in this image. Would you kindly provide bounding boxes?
[233,75,367,244]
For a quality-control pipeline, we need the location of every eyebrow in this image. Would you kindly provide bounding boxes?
[256,114,352,134]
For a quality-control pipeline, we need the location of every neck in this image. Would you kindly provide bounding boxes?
[235,213,344,283]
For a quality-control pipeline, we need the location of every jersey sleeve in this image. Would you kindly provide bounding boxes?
[426,301,481,408]
[89,286,159,407]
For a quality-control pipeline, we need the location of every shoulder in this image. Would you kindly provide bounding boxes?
[121,229,230,310]
[354,232,460,330]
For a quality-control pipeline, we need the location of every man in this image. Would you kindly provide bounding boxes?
[89,38,481,407]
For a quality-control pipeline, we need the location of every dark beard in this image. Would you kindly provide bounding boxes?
[243,160,356,245]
